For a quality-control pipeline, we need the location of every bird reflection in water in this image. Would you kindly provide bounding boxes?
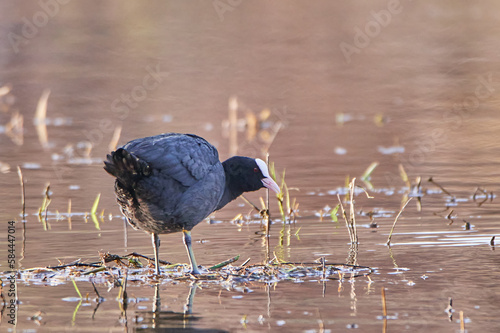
[130,282,228,333]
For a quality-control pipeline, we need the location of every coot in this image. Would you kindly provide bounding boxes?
[104,133,280,274]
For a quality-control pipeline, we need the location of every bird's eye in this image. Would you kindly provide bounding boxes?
[253,167,259,173]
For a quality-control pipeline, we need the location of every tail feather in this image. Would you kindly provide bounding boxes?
[104,148,151,186]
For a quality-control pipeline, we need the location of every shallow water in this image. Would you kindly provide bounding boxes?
[1,1,500,332]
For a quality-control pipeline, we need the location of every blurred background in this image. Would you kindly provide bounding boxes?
[1,1,500,331]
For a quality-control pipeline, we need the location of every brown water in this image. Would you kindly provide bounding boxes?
[1,1,500,332]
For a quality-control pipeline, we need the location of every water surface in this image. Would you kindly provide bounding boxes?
[1,1,500,332]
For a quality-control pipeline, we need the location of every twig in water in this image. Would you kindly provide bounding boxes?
[414,176,422,212]
[472,187,489,207]
[67,199,72,230]
[47,262,102,270]
[336,178,359,245]
[17,166,25,220]
[381,287,387,316]
[445,297,453,321]
[240,258,251,267]
[445,209,455,225]
[240,195,261,214]
[126,252,171,265]
[386,197,413,246]
[321,257,326,280]
[428,177,454,198]
[459,311,465,332]
[348,179,357,244]
[91,280,103,300]
[463,220,471,230]
[490,236,495,247]
[381,287,388,333]
[122,270,128,302]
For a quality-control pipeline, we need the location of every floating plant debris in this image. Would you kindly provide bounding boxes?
[2,254,373,288]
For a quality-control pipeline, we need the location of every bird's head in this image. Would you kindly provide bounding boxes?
[223,156,281,194]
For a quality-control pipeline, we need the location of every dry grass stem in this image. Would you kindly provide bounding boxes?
[35,89,51,149]
[381,287,387,317]
[386,197,413,246]
[17,166,25,220]
[68,199,72,230]
[337,178,359,245]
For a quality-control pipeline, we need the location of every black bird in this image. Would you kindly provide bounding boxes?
[104,133,280,275]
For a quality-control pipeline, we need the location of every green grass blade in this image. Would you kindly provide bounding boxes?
[361,162,379,181]
[91,193,101,215]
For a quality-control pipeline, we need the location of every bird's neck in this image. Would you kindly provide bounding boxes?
[215,158,245,210]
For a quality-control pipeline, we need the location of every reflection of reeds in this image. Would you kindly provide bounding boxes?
[399,164,422,211]
[91,193,100,215]
[91,193,101,230]
[5,111,23,145]
[38,184,51,230]
[71,278,83,299]
[361,161,378,190]
[399,164,411,189]
[472,187,493,207]
[381,287,388,333]
[34,89,51,149]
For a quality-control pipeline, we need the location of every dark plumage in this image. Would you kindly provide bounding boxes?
[104,133,280,274]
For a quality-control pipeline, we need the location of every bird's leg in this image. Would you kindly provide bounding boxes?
[151,233,161,275]
[182,230,200,274]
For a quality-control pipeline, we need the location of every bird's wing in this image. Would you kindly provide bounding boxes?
[117,133,222,222]
[123,133,220,187]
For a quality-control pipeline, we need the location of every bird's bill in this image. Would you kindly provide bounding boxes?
[262,177,281,194]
